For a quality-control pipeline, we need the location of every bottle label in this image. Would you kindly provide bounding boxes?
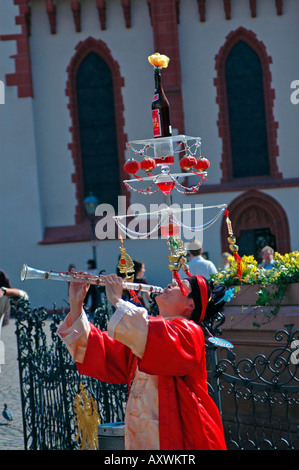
[152,94,159,102]
[155,155,174,165]
[152,109,162,137]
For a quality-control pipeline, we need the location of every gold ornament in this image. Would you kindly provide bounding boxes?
[224,208,243,280]
[117,246,135,281]
[225,214,240,254]
[229,244,239,253]
[74,383,101,450]
[167,237,188,272]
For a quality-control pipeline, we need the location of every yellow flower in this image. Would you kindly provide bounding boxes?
[148,52,170,68]
[242,255,257,266]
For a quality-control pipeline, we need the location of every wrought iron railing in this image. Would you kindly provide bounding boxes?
[206,323,299,450]
[13,297,127,450]
[11,297,299,450]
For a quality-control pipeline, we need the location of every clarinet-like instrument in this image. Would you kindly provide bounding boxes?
[20,264,164,294]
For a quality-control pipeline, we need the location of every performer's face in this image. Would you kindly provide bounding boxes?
[156,279,195,319]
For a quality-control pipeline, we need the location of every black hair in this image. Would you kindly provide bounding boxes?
[204,283,227,322]
[189,249,201,256]
[133,260,144,275]
[0,271,11,288]
[87,259,96,269]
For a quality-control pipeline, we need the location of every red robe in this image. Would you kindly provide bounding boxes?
[76,315,227,450]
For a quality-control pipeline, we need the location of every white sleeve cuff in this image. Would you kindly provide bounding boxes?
[107,300,139,338]
[107,300,149,357]
[57,310,90,345]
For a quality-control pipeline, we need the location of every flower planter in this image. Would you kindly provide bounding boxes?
[229,282,299,306]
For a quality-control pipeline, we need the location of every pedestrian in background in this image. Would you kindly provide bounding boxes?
[180,240,217,280]
[0,270,28,326]
[259,246,277,270]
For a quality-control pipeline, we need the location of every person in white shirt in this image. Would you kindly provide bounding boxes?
[0,270,29,326]
[0,287,28,325]
[180,240,217,280]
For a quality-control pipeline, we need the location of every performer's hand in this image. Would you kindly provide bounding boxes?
[69,270,90,324]
[105,274,123,307]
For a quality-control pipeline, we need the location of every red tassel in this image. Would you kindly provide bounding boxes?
[173,271,189,296]
[233,252,243,281]
[129,290,142,305]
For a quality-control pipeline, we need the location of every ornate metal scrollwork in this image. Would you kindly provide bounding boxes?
[11,297,299,450]
[207,323,299,450]
[12,298,127,450]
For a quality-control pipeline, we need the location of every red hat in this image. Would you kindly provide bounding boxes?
[187,275,210,324]
[172,271,210,323]
[173,268,229,324]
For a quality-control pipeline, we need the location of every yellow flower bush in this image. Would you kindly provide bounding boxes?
[212,251,299,286]
[212,251,299,326]
[273,251,299,283]
[148,52,170,68]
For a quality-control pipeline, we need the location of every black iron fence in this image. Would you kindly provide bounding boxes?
[207,323,299,450]
[13,297,127,450]
[11,298,299,450]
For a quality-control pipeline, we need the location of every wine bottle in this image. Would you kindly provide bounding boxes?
[152,67,172,138]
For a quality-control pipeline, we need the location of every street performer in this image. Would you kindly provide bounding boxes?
[57,272,227,450]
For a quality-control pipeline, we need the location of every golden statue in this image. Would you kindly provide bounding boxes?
[74,383,101,450]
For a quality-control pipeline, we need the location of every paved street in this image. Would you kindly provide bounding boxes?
[0,319,24,450]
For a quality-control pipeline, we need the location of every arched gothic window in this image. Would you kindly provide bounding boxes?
[225,40,269,178]
[76,52,120,209]
[215,27,281,183]
[66,37,128,224]
[220,191,291,259]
